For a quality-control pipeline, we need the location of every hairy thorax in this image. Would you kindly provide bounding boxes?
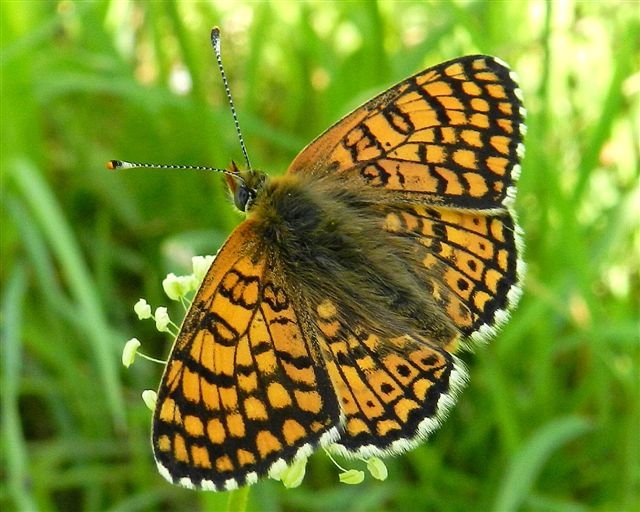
[246,171,459,348]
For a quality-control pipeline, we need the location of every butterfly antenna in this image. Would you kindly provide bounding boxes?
[211,27,252,171]
[105,160,241,181]
[106,29,251,184]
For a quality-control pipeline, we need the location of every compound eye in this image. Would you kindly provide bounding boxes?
[234,185,248,211]
[234,184,254,211]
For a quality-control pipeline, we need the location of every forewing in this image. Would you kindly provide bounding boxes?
[152,221,341,491]
[288,55,525,210]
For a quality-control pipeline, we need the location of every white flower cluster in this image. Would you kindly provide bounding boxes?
[121,255,215,409]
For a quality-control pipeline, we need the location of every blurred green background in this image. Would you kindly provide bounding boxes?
[2,1,638,511]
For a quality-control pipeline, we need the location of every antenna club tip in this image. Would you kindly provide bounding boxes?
[106,160,121,170]
[211,27,221,46]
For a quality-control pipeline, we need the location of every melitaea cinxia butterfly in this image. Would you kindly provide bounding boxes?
[111,27,525,491]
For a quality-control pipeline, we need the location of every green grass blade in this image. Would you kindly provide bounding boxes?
[1,264,38,511]
[493,416,592,512]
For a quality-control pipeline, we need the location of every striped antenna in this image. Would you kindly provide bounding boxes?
[106,160,236,178]
[211,27,252,170]
[106,28,249,181]
[106,159,241,181]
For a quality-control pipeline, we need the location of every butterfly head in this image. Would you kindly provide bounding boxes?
[225,161,267,213]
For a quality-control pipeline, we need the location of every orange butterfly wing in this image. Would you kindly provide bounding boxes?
[290,54,524,341]
[311,298,466,458]
[289,55,524,210]
[152,221,341,490]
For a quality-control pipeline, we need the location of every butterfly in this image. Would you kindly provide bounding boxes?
[114,29,525,491]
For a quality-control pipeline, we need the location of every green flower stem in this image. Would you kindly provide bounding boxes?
[226,486,250,512]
